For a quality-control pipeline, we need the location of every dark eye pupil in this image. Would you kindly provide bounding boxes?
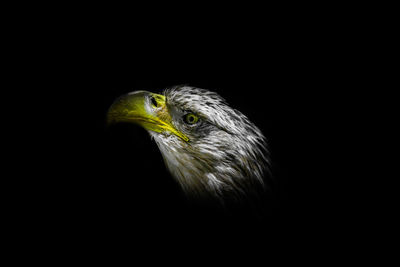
[151,96,158,107]
[185,114,197,124]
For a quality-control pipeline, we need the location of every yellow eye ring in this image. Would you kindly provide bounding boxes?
[184,113,199,124]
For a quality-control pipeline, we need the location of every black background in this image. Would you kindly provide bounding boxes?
[8,7,356,260]
[40,48,335,244]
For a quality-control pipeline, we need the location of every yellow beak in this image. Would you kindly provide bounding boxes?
[107,91,189,142]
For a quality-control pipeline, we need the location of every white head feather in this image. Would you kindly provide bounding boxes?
[148,86,270,204]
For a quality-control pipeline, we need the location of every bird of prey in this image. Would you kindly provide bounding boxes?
[107,86,270,206]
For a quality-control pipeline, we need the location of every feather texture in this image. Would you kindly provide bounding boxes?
[149,86,270,204]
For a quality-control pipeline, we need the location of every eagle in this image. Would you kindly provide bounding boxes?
[107,85,270,206]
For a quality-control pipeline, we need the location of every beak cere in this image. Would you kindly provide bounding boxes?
[107,91,189,142]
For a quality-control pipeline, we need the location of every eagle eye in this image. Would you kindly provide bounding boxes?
[183,113,199,125]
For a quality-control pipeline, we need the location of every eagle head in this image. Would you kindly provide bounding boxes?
[107,86,269,205]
